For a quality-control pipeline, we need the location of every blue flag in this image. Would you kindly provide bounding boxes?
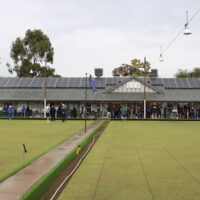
[89,75,96,93]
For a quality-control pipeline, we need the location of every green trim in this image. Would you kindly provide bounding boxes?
[0,118,98,120]
[0,121,97,183]
[1,117,200,121]
[19,120,106,200]
[112,118,200,121]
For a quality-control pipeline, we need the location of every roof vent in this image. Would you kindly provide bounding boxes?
[95,68,103,77]
[149,69,158,77]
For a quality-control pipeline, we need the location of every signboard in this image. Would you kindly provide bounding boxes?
[127,82,141,88]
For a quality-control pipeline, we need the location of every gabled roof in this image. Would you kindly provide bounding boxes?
[104,76,163,94]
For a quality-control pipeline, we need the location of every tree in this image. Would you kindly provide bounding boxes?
[7,29,60,77]
[175,69,190,78]
[190,68,200,78]
[175,68,200,78]
[112,58,150,77]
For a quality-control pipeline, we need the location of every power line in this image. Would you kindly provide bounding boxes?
[188,8,200,24]
[152,8,200,66]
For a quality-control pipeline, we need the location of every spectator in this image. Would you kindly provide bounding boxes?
[151,104,157,119]
[61,104,67,122]
[7,105,13,120]
[26,106,30,117]
[121,106,127,120]
[22,106,26,117]
[50,104,56,122]
[45,104,50,122]
[71,107,77,118]
[106,106,111,120]
[146,105,152,118]
[17,107,22,117]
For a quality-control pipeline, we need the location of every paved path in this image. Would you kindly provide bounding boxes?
[0,120,102,200]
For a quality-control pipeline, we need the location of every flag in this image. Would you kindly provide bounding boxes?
[23,144,28,153]
[89,75,97,93]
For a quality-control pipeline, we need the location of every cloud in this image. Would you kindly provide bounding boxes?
[0,0,200,77]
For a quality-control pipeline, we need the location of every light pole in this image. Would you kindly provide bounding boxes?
[143,57,147,119]
[84,73,88,132]
[184,10,192,35]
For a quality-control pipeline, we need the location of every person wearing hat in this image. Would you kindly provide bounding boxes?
[7,105,13,120]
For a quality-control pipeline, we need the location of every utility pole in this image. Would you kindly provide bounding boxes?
[84,73,88,132]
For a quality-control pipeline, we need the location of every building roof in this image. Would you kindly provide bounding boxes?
[0,77,200,102]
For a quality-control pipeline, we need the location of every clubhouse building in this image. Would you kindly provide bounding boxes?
[0,75,200,119]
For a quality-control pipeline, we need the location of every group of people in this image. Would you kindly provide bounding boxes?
[45,103,79,122]
[45,103,68,122]
[5,103,200,120]
[106,104,165,120]
[106,103,200,119]
[177,104,198,119]
[6,105,30,120]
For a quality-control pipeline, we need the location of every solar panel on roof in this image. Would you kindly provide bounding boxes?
[113,77,120,84]
[15,78,23,87]
[16,78,23,87]
[187,78,196,88]
[46,77,52,87]
[93,77,105,88]
[3,77,11,87]
[106,78,113,85]
[73,78,81,87]
[17,78,26,87]
[166,78,172,88]
[162,78,169,88]
[2,77,200,89]
[67,78,74,87]
[150,78,156,85]
[52,77,59,88]
[101,78,106,87]
[6,78,19,87]
[168,78,177,88]
[0,78,6,87]
[174,78,183,88]
[79,77,84,87]
[62,78,70,87]
[157,78,163,85]
[193,78,200,88]
[180,78,190,88]
[54,77,63,87]
[30,78,38,87]
[37,78,45,87]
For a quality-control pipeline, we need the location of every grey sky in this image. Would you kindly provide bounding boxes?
[0,0,199,77]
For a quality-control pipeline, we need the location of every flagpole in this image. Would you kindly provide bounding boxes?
[84,73,88,132]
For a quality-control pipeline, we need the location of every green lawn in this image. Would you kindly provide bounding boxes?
[58,121,200,200]
[0,120,93,181]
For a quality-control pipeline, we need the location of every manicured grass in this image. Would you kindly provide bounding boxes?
[58,121,200,200]
[0,120,93,181]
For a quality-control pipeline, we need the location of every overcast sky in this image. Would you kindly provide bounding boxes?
[0,0,199,77]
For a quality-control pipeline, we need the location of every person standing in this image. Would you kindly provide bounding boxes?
[26,105,30,117]
[121,106,127,120]
[106,106,111,120]
[7,105,13,120]
[61,104,67,122]
[45,104,51,122]
[50,104,56,122]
